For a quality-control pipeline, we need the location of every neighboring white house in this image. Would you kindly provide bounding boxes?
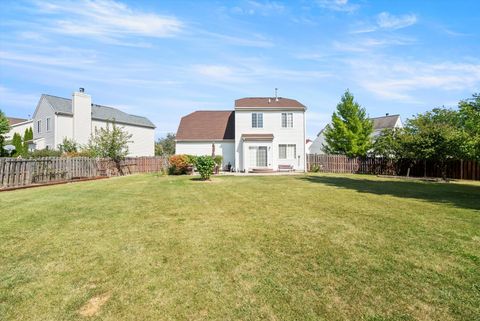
[6,89,156,156]
[176,96,307,172]
[309,114,403,154]
[5,117,32,141]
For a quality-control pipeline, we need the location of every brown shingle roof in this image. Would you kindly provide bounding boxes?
[235,97,305,109]
[176,111,235,141]
[7,117,28,125]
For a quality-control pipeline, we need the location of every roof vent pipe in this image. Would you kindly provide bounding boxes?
[268,98,271,103]
[386,113,389,116]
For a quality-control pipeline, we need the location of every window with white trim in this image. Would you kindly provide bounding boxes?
[36,120,42,133]
[251,113,263,128]
[281,113,293,128]
[46,117,51,132]
[279,144,296,159]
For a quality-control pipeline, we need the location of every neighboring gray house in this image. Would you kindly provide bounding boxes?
[7,89,156,156]
[308,114,403,154]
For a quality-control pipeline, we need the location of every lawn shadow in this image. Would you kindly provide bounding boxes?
[301,175,480,211]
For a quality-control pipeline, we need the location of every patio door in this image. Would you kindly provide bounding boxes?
[249,146,268,167]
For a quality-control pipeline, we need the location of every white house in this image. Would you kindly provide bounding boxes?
[6,89,156,156]
[309,114,403,154]
[176,95,307,172]
[5,117,32,141]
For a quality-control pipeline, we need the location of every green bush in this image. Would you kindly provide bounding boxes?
[27,149,62,158]
[195,156,216,180]
[311,164,320,172]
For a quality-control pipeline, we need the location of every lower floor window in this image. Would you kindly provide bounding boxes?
[279,144,296,159]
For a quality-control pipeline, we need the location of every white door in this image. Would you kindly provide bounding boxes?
[249,146,268,168]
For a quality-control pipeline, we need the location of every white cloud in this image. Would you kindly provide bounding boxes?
[0,86,39,112]
[231,1,285,16]
[348,58,480,102]
[333,36,415,52]
[316,0,359,13]
[34,0,183,41]
[376,12,417,30]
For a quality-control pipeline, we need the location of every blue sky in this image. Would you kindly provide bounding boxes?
[1,0,479,139]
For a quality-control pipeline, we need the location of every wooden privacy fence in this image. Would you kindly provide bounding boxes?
[306,154,480,180]
[0,156,169,189]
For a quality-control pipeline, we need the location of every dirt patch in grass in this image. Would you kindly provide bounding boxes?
[78,293,111,317]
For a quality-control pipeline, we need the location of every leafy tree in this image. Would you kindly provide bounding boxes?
[323,90,373,157]
[195,155,216,180]
[12,133,24,156]
[58,138,78,154]
[88,123,132,174]
[401,108,467,180]
[155,133,176,156]
[0,109,10,157]
[23,127,33,153]
[457,93,480,160]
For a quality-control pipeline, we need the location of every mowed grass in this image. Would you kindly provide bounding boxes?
[0,173,479,321]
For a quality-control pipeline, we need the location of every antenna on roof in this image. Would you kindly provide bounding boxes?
[275,88,278,101]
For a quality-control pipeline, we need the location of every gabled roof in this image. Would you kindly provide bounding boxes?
[316,114,401,136]
[7,117,29,126]
[370,114,401,130]
[41,94,155,128]
[176,111,235,141]
[235,97,305,109]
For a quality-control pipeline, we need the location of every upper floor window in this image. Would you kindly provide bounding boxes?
[36,120,42,133]
[281,113,293,128]
[252,112,263,128]
[46,117,51,132]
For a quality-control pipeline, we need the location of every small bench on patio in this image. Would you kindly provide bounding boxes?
[278,164,294,172]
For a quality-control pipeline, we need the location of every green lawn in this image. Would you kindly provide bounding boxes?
[1,173,479,321]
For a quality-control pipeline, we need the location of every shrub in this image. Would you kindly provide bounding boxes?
[311,164,320,172]
[195,155,216,180]
[58,138,78,154]
[27,149,62,158]
[213,155,223,166]
[169,154,192,175]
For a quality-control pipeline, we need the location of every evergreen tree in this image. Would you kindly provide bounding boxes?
[0,109,10,157]
[323,90,373,157]
[12,132,23,156]
[23,127,33,153]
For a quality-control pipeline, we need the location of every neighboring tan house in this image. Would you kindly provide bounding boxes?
[5,117,32,141]
[176,96,307,172]
[309,114,403,154]
[6,89,156,156]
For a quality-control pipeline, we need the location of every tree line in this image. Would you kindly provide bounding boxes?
[322,91,480,180]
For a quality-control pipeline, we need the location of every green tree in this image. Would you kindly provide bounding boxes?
[155,133,176,156]
[88,123,132,175]
[58,138,78,154]
[457,93,480,160]
[402,108,467,180]
[23,127,33,153]
[323,90,373,157]
[0,109,10,157]
[12,132,24,156]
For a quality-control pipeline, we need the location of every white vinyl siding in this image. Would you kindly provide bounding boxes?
[251,113,263,128]
[279,144,296,159]
[281,113,293,128]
